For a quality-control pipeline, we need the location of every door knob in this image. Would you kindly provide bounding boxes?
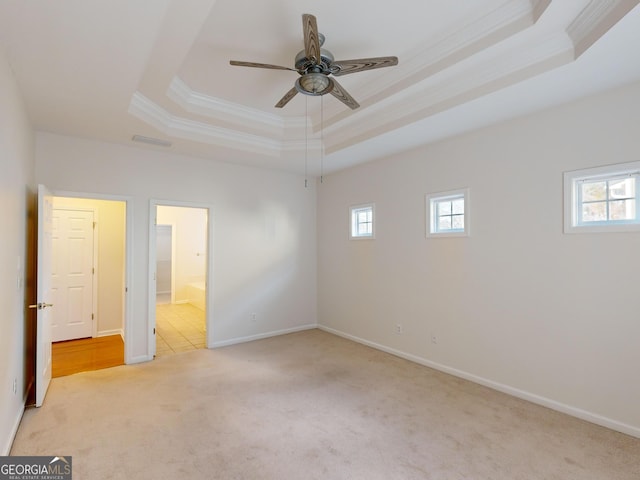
[28,303,54,310]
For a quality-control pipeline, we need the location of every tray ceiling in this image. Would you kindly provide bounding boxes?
[1,0,639,175]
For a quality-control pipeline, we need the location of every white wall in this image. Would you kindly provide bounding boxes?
[0,49,35,454]
[317,80,640,437]
[35,134,317,361]
[52,197,126,336]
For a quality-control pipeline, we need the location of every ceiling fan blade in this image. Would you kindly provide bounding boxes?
[230,60,296,72]
[275,87,298,108]
[302,14,320,63]
[331,56,399,76]
[329,78,360,110]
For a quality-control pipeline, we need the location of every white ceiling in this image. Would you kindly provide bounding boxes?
[1,0,639,176]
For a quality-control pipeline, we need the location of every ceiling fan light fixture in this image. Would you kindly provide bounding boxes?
[295,72,334,96]
[229,14,398,109]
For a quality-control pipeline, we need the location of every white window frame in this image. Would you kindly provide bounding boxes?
[564,161,640,234]
[350,203,375,240]
[426,188,470,238]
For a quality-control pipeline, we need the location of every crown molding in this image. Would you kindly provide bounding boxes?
[281,138,323,155]
[531,0,552,22]
[131,30,573,159]
[323,0,636,153]
[129,91,321,156]
[568,0,639,58]
[129,92,282,156]
[167,77,305,134]
[129,0,636,159]
[324,33,574,154]
[318,0,552,130]
[164,0,554,140]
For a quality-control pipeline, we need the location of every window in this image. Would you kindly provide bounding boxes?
[564,162,640,233]
[350,204,375,239]
[426,188,469,237]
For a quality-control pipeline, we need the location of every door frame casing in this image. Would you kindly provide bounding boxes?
[148,199,214,358]
[51,190,133,363]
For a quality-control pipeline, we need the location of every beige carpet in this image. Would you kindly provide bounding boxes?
[11,329,640,479]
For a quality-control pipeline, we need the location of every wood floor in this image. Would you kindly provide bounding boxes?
[52,335,124,378]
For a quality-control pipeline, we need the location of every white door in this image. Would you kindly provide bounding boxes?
[33,185,54,407]
[51,209,95,341]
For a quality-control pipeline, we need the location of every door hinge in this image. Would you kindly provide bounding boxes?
[93,221,96,229]
[92,267,95,274]
[91,313,94,320]
[153,328,156,334]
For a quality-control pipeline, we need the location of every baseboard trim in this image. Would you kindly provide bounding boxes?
[211,324,317,348]
[318,325,640,439]
[127,354,153,365]
[2,404,25,456]
[97,328,124,340]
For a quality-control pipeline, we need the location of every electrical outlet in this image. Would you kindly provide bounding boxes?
[395,324,403,335]
[12,378,17,395]
[251,312,257,322]
[431,335,438,344]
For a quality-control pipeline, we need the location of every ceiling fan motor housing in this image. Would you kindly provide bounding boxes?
[295,48,335,73]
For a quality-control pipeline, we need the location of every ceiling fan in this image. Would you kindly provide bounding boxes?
[230,14,398,110]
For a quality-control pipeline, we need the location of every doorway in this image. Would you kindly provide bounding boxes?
[151,204,209,357]
[30,187,132,405]
[50,196,126,377]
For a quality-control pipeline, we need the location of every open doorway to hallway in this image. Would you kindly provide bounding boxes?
[50,196,126,377]
[154,205,208,356]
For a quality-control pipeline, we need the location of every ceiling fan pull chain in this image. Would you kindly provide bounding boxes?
[320,96,324,184]
[304,96,309,188]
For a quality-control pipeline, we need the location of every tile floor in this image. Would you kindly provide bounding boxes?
[155,302,206,356]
